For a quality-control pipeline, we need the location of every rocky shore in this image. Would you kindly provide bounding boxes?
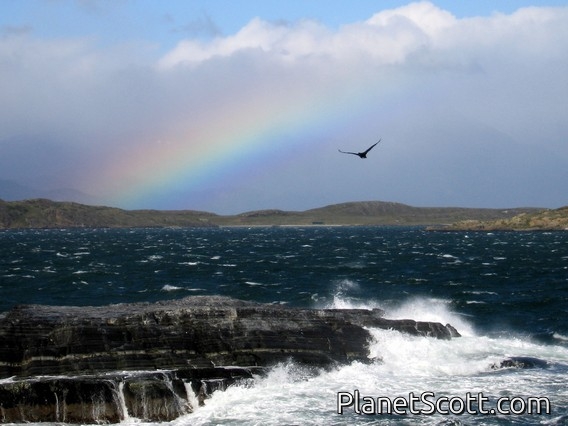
[428,206,568,231]
[0,296,460,422]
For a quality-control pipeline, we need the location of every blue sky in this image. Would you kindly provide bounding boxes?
[4,1,568,51]
[1,1,568,213]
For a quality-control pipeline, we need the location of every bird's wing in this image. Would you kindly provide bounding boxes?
[362,139,381,155]
[338,149,359,156]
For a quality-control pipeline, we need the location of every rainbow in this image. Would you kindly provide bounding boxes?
[92,73,400,212]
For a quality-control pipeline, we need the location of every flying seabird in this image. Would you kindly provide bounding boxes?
[338,139,381,159]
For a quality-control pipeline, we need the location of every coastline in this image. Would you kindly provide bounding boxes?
[1,198,550,230]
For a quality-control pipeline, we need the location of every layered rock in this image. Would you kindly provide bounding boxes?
[0,296,460,422]
[0,367,257,423]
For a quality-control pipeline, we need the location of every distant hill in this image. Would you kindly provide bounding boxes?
[0,179,97,205]
[434,206,568,231]
[211,201,541,227]
[0,199,216,229]
[0,198,545,229]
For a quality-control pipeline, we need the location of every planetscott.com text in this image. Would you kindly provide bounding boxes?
[337,390,551,416]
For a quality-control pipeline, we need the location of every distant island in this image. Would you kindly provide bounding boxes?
[430,206,568,231]
[2,198,564,230]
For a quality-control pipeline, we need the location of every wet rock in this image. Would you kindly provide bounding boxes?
[0,296,460,423]
[0,296,459,378]
[0,368,256,423]
[491,356,549,370]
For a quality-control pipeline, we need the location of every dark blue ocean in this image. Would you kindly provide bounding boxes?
[1,226,567,425]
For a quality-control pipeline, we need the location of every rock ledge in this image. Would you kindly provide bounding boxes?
[0,296,460,422]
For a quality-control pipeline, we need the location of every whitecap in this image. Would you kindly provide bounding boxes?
[385,297,476,337]
[553,333,568,342]
[176,329,568,426]
[161,284,183,292]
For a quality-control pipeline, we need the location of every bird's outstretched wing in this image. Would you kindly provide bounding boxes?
[362,139,381,155]
[338,149,360,156]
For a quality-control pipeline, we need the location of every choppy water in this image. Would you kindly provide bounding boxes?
[1,226,568,424]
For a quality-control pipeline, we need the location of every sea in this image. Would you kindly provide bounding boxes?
[1,226,567,425]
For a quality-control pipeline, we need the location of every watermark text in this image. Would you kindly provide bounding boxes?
[337,390,551,416]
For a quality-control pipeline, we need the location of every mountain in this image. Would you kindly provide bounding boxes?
[0,180,42,201]
[0,198,545,229]
[0,180,98,205]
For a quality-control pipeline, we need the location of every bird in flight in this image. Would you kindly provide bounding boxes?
[338,139,381,159]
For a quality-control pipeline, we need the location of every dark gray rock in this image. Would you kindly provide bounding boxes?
[0,296,459,378]
[0,296,460,422]
[491,356,549,370]
[0,368,258,422]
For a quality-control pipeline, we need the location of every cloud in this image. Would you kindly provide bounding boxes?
[158,2,568,70]
[170,12,222,38]
[0,24,33,37]
[156,2,568,148]
[1,2,567,211]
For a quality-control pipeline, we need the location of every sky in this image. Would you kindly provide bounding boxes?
[1,1,567,214]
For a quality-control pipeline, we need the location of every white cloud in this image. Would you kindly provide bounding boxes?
[366,1,455,34]
[158,17,329,68]
[158,2,568,70]
[158,2,458,68]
